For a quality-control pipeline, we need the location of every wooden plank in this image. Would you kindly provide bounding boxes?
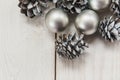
[56,22,120,80]
[0,0,55,80]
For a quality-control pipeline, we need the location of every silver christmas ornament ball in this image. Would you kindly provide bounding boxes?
[45,8,69,33]
[75,10,99,35]
[89,0,111,10]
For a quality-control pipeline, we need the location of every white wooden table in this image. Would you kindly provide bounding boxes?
[0,0,120,80]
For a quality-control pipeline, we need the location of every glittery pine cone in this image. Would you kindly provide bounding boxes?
[99,16,120,42]
[55,0,89,14]
[18,0,50,18]
[110,0,120,17]
[56,33,88,59]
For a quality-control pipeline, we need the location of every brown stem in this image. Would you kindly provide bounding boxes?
[54,33,57,80]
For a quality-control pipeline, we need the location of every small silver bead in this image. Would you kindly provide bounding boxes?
[45,8,69,33]
[89,0,111,10]
[75,10,99,35]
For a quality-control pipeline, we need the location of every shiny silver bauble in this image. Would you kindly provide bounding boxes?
[45,8,69,33]
[89,0,111,10]
[75,10,99,35]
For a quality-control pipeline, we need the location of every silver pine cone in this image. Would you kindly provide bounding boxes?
[18,0,50,18]
[110,0,120,17]
[99,16,120,42]
[56,33,88,59]
[55,0,89,14]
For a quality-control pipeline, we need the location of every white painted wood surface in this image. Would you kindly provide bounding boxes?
[0,0,55,80]
[56,27,120,80]
[0,0,120,80]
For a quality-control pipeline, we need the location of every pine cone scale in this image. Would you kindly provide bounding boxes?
[55,0,89,14]
[111,0,120,17]
[18,0,50,18]
[56,33,88,59]
[99,16,120,42]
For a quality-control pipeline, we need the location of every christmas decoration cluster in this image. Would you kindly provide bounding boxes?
[18,0,120,59]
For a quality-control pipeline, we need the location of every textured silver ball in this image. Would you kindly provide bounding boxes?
[45,8,69,33]
[89,0,111,10]
[75,10,99,35]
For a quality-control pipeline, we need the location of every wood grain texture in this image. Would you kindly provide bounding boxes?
[56,24,120,80]
[0,0,55,80]
[1,0,120,80]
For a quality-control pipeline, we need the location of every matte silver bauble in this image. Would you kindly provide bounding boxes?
[45,8,69,33]
[89,0,111,10]
[75,10,99,35]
